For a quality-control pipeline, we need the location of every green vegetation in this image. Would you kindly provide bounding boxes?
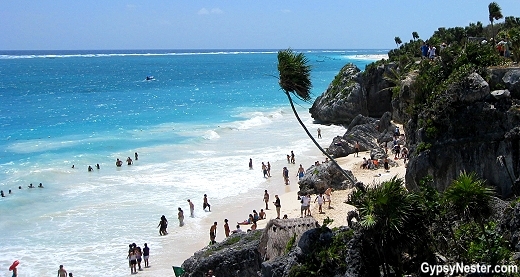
[285,234,297,254]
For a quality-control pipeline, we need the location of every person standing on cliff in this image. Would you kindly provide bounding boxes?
[224,219,230,237]
[209,222,217,244]
[274,195,281,219]
[263,190,270,210]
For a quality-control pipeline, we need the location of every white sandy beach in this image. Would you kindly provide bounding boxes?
[136,124,407,276]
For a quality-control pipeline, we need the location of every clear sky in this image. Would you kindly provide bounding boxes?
[1,0,519,50]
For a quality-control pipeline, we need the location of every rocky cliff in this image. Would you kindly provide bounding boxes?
[405,68,520,198]
[310,61,520,198]
[309,63,394,124]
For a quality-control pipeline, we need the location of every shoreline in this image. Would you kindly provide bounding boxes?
[142,124,407,276]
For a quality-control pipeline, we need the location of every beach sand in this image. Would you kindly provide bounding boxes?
[137,125,407,276]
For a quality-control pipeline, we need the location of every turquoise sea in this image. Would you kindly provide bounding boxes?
[0,49,385,276]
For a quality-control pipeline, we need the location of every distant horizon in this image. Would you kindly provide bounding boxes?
[0,48,391,52]
[2,1,518,50]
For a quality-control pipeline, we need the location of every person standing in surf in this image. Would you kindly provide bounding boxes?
[249,158,253,170]
[187,199,195,217]
[203,194,211,212]
[178,207,184,227]
[283,167,289,185]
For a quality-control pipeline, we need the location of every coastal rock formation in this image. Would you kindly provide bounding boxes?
[297,162,356,195]
[309,63,393,124]
[182,219,319,277]
[181,230,263,277]
[326,112,398,159]
[405,70,520,197]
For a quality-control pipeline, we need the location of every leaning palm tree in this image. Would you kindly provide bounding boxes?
[488,2,504,43]
[277,49,355,184]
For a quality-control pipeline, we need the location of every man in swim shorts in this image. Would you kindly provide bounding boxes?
[143,243,150,268]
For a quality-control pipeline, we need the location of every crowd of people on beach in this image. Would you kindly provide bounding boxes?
[126,242,150,274]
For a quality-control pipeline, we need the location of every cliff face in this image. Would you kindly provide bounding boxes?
[309,63,394,124]
[310,63,520,197]
[405,69,520,197]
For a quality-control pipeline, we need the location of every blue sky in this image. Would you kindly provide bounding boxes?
[1,0,519,50]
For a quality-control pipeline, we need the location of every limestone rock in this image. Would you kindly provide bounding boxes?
[297,162,356,195]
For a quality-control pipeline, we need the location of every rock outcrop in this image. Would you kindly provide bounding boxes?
[405,71,520,198]
[309,63,393,124]
[297,162,356,195]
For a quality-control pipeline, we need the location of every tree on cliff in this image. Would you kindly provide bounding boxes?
[277,49,355,184]
[412,31,419,41]
[488,2,503,43]
[394,36,402,48]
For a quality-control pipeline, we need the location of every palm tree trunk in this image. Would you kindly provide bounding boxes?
[285,93,356,185]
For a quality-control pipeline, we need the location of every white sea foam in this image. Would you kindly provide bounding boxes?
[345,54,389,61]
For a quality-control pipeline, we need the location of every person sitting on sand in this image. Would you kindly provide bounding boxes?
[232,225,244,234]
[360,157,367,169]
[252,210,259,222]
[249,221,257,232]
[238,214,254,225]
[259,209,266,219]
[283,214,288,219]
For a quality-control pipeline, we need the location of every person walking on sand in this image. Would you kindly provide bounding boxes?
[224,219,230,237]
[178,207,184,227]
[273,195,281,219]
[315,193,325,214]
[57,265,67,277]
[135,244,143,271]
[283,167,289,185]
[209,222,217,245]
[143,243,150,268]
[267,162,271,177]
[325,187,333,209]
[203,194,211,212]
[263,190,270,210]
[317,128,322,139]
[187,199,195,217]
[158,215,168,235]
[297,164,305,179]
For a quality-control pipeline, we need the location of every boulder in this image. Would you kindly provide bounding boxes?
[491,89,511,100]
[181,231,263,277]
[298,162,356,195]
[503,69,520,98]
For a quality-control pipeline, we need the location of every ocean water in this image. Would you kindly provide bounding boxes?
[0,49,385,276]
